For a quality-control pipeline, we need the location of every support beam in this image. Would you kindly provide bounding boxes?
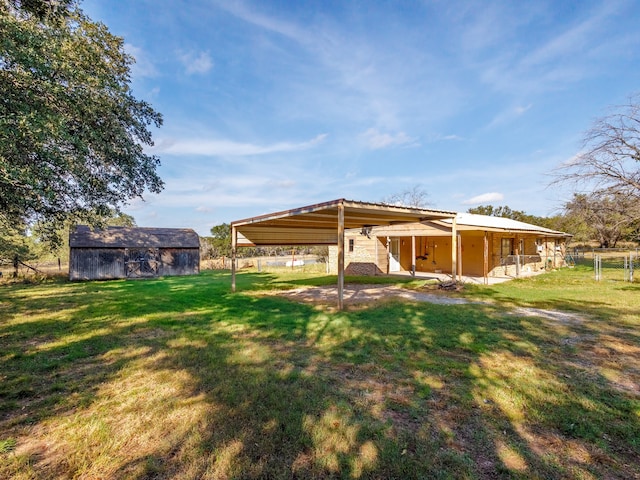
[451,216,458,282]
[386,237,391,274]
[483,232,489,285]
[411,235,416,277]
[337,203,345,311]
[457,234,462,279]
[231,225,237,292]
[374,236,378,276]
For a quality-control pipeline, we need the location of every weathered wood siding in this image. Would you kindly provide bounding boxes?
[69,226,200,281]
[160,248,200,276]
[70,248,126,280]
[69,247,200,280]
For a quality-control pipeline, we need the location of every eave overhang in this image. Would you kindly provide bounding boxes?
[231,198,457,246]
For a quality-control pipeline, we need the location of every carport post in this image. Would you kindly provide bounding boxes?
[483,232,489,285]
[231,225,237,292]
[337,203,345,310]
[411,235,416,276]
[451,216,458,282]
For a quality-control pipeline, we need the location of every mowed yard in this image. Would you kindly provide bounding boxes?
[0,266,638,479]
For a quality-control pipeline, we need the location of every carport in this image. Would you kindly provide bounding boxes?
[230,199,457,310]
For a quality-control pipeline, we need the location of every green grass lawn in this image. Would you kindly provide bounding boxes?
[0,266,638,479]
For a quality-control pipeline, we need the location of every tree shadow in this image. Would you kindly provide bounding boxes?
[1,270,638,478]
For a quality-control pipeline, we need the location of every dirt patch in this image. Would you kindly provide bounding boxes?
[507,307,586,324]
[275,284,472,306]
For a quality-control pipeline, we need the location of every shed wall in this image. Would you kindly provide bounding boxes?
[70,248,126,280]
[70,247,200,280]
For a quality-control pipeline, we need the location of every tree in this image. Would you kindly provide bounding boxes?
[0,0,163,248]
[381,185,431,208]
[554,95,640,200]
[0,217,37,268]
[208,223,232,258]
[467,205,533,223]
[467,205,566,232]
[467,205,529,220]
[562,192,640,248]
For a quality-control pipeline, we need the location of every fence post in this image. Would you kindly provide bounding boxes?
[594,255,600,281]
[624,256,628,282]
[631,253,635,283]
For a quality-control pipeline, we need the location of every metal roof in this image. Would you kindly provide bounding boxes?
[69,226,200,248]
[440,213,571,237]
[231,198,457,246]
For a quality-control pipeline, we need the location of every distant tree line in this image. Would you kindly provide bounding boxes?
[467,202,638,248]
[200,223,329,263]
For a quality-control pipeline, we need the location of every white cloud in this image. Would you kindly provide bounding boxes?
[486,103,533,129]
[477,3,626,95]
[462,192,504,205]
[361,128,418,150]
[561,152,583,167]
[178,50,214,75]
[427,133,465,142]
[152,133,327,156]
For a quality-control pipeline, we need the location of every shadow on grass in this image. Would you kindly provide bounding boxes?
[1,270,638,478]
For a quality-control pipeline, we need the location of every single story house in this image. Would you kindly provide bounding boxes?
[69,226,200,280]
[328,213,571,280]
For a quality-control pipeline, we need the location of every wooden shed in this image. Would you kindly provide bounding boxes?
[69,226,200,280]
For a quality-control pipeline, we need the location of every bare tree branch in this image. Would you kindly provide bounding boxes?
[381,185,431,208]
[552,94,640,198]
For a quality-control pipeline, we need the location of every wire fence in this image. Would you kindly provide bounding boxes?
[569,248,639,282]
[204,254,329,273]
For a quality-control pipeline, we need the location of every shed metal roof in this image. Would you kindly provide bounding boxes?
[371,213,571,238]
[440,213,571,237]
[69,226,200,248]
[231,198,457,246]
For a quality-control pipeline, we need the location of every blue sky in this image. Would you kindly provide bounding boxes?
[83,0,640,236]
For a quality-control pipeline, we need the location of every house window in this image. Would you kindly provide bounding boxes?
[501,238,514,258]
[348,239,354,252]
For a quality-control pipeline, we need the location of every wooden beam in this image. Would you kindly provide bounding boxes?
[386,237,391,274]
[411,235,416,277]
[483,232,489,285]
[451,216,458,282]
[457,234,462,279]
[337,203,345,311]
[231,224,237,292]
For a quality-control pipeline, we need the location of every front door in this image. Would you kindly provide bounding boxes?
[389,239,401,272]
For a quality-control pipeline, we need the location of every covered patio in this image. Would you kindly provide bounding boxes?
[230,199,457,310]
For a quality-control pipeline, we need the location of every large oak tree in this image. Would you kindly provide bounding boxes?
[0,0,163,248]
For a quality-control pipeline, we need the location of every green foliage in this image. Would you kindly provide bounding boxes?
[0,437,16,454]
[0,1,163,248]
[7,0,73,20]
[563,192,640,247]
[0,218,37,265]
[207,223,232,258]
